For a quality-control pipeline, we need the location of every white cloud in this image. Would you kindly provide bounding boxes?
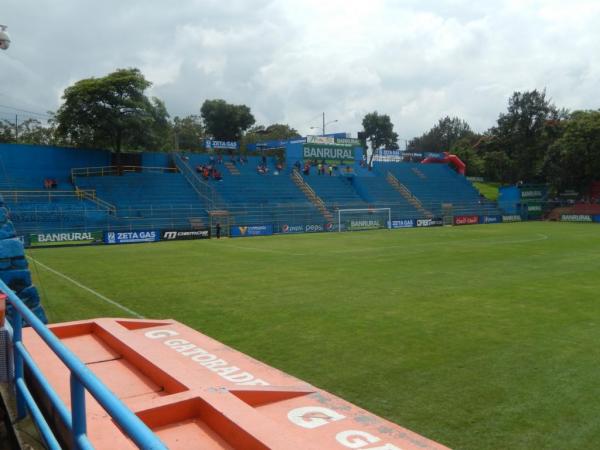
[1,0,599,140]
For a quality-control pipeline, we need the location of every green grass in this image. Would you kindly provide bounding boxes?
[474,181,501,201]
[27,222,600,450]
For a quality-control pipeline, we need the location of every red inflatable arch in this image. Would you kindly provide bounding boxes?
[421,152,466,175]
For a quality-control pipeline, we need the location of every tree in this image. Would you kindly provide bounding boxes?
[244,123,300,144]
[361,112,399,164]
[55,68,170,156]
[0,117,58,145]
[543,110,600,192]
[483,89,565,183]
[450,134,485,177]
[409,116,474,152]
[16,118,56,145]
[0,119,15,143]
[200,99,255,141]
[172,115,204,152]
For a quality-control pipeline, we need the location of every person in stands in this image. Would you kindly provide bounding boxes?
[328,165,333,176]
[317,162,322,175]
[303,162,310,175]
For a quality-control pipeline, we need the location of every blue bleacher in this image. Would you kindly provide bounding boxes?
[375,162,502,217]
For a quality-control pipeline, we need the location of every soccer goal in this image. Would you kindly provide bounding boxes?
[337,208,391,232]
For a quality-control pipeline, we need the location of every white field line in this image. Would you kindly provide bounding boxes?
[307,232,551,256]
[210,232,550,257]
[28,256,144,319]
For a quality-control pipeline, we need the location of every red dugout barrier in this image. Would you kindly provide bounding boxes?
[23,318,449,449]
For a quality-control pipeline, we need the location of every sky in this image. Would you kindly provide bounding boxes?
[1,0,600,144]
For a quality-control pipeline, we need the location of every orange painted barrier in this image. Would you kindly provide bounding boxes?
[23,318,449,449]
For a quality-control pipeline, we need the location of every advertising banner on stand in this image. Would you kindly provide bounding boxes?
[479,215,503,224]
[415,218,443,227]
[29,231,103,247]
[103,230,160,244]
[561,214,593,222]
[161,229,211,241]
[389,219,415,229]
[502,215,522,222]
[281,224,328,234]
[230,225,273,237]
[454,215,479,226]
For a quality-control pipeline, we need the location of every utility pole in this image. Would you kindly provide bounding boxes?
[322,112,325,136]
[15,114,18,143]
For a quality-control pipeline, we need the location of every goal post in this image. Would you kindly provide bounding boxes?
[337,208,392,232]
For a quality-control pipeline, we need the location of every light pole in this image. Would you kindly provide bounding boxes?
[310,112,338,136]
[0,25,11,50]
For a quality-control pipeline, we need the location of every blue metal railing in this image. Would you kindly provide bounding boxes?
[0,280,167,450]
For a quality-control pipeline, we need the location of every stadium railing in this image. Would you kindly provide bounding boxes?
[0,278,167,449]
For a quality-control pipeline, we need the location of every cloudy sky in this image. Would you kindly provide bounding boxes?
[1,0,599,144]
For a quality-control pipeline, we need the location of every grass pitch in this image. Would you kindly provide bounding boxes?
[27,222,600,449]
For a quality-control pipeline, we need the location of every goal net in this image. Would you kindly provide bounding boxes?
[337,208,391,232]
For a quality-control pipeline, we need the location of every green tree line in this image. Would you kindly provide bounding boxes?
[1,68,598,192]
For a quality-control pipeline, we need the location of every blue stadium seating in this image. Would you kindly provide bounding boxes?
[0,144,503,234]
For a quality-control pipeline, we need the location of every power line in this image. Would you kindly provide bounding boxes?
[0,103,53,118]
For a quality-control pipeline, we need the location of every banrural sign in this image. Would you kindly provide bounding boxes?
[303,144,354,160]
[29,231,102,247]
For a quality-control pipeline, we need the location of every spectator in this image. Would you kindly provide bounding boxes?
[294,160,301,171]
[317,163,323,175]
[50,179,58,188]
[217,154,223,164]
[43,178,51,189]
[328,165,333,176]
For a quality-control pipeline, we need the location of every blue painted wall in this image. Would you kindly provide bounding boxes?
[0,144,110,176]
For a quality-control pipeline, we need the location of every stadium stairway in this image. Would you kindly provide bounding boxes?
[375,162,502,217]
[291,170,334,222]
[302,173,368,211]
[183,154,325,227]
[385,172,433,218]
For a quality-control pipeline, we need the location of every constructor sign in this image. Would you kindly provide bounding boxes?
[161,229,211,240]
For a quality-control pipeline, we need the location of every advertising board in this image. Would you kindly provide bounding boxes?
[303,144,354,161]
[479,215,503,224]
[561,214,593,222]
[281,224,327,234]
[161,229,210,241]
[103,230,159,244]
[306,135,335,144]
[348,219,382,231]
[204,139,238,150]
[502,215,522,222]
[415,218,443,227]
[29,231,103,247]
[230,225,273,237]
[453,215,479,226]
[389,219,415,229]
